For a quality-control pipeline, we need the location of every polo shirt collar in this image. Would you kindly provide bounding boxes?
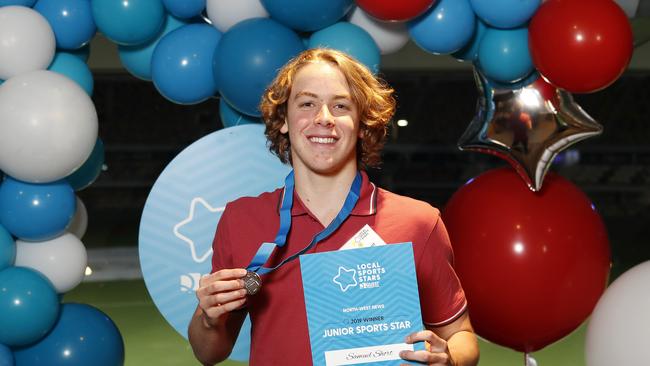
[277,170,378,217]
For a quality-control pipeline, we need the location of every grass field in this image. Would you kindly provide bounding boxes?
[63,280,588,366]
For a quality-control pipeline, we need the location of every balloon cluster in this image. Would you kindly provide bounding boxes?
[0,2,119,365]
[433,0,634,192]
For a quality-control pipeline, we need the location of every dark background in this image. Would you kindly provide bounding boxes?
[81,70,650,279]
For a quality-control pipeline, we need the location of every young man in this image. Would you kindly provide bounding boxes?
[188,48,479,366]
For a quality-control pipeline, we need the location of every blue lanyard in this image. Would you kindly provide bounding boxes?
[246,170,362,275]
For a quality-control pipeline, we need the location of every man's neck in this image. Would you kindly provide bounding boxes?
[293,165,358,227]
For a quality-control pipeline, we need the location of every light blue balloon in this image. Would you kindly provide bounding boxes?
[13,303,124,366]
[0,177,75,241]
[452,19,487,62]
[162,0,205,19]
[308,22,381,74]
[219,98,261,128]
[68,44,90,62]
[152,24,221,104]
[91,0,165,46]
[470,0,541,29]
[0,267,59,347]
[213,18,304,117]
[0,225,14,271]
[47,52,94,95]
[65,138,104,190]
[34,0,96,50]
[119,14,187,81]
[260,0,353,32]
[409,0,476,55]
[0,0,35,6]
[0,344,12,366]
[477,26,534,84]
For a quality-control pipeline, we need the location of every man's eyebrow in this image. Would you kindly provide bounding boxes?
[294,91,318,100]
[293,92,352,100]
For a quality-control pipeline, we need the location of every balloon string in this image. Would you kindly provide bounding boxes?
[524,353,538,366]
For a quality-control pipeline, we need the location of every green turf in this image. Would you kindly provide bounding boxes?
[64,280,587,366]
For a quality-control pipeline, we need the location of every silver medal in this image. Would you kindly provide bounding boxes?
[243,271,262,295]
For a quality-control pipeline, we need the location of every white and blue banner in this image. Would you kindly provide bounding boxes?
[139,124,290,361]
[300,243,425,366]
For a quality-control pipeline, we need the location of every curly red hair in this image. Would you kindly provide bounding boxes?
[260,48,396,169]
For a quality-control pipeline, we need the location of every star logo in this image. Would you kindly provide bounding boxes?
[333,266,358,292]
[173,197,225,263]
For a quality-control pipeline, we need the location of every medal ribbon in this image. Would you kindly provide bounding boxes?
[246,170,362,275]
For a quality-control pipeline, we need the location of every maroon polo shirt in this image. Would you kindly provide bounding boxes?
[212,171,466,365]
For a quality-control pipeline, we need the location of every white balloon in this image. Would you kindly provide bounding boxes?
[206,0,268,33]
[15,233,88,293]
[0,6,55,80]
[348,7,409,55]
[585,261,650,366]
[67,196,88,239]
[0,70,98,183]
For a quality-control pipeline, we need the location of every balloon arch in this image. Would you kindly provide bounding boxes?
[0,0,643,365]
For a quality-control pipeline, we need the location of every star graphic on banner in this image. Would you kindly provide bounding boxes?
[458,70,602,191]
[333,266,358,292]
[173,197,225,263]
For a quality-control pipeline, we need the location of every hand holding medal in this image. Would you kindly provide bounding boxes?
[195,268,249,328]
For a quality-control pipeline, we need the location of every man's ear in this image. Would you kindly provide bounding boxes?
[280,117,289,134]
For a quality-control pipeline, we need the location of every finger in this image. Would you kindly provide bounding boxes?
[196,279,242,300]
[405,330,447,352]
[210,288,248,306]
[204,297,247,320]
[399,350,449,365]
[203,268,247,284]
[208,279,245,294]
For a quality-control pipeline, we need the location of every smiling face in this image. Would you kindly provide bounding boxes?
[281,61,361,176]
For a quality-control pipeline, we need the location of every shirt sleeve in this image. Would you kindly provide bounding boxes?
[211,203,234,274]
[416,215,467,326]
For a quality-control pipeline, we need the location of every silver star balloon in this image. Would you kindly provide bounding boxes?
[458,71,603,191]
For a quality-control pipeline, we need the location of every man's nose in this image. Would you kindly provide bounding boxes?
[314,104,334,126]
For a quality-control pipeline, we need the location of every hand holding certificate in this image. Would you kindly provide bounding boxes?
[300,243,426,366]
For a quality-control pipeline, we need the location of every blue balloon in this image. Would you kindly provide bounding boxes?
[0,0,35,6]
[0,177,75,241]
[260,0,353,32]
[119,14,187,81]
[13,303,124,366]
[152,24,221,104]
[91,0,165,46]
[0,344,12,366]
[452,19,487,62]
[470,0,541,29]
[68,44,90,62]
[34,0,96,50]
[409,0,476,55]
[213,18,305,116]
[0,267,59,347]
[0,225,14,271]
[308,22,381,74]
[162,0,205,19]
[47,52,94,95]
[219,98,261,128]
[65,138,104,190]
[477,26,534,84]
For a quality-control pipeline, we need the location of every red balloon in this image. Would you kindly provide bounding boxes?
[355,0,436,22]
[529,0,633,93]
[443,168,610,353]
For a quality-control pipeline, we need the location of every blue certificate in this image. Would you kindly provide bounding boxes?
[300,243,425,366]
